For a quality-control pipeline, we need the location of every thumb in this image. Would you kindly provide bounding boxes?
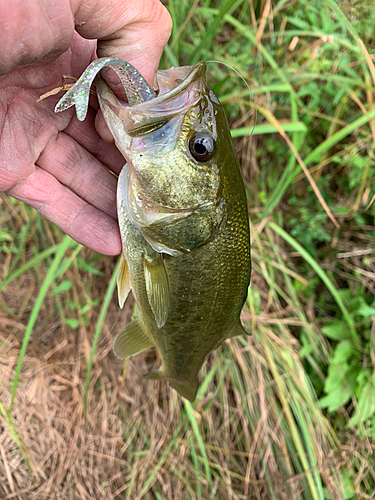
[73,0,172,87]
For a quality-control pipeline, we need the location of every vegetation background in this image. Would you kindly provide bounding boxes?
[1,0,375,498]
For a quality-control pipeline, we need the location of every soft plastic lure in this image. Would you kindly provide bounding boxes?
[55,57,156,120]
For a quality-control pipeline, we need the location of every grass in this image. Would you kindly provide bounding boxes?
[9,235,75,411]
[1,0,375,498]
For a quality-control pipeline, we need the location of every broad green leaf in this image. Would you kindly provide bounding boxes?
[340,471,356,500]
[350,372,375,426]
[64,318,80,329]
[331,341,354,365]
[349,296,375,319]
[319,385,352,413]
[321,321,353,341]
[52,280,72,294]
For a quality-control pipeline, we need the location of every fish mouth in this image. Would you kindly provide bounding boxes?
[96,61,207,138]
[147,61,206,106]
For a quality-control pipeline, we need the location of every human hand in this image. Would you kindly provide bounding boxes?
[0,0,172,255]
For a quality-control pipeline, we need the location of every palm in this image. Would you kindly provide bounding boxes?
[0,35,123,255]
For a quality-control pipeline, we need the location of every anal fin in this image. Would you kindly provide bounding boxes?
[144,254,169,328]
[113,318,153,359]
[117,253,131,309]
[228,320,250,338]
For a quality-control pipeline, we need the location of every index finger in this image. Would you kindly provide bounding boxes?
[73,0,172,87]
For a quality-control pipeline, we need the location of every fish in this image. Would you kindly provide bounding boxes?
[55,57,251,401]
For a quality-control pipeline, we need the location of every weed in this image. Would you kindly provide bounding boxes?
[1,0,375,498]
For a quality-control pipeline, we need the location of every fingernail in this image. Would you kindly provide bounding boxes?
[153,73,159,95]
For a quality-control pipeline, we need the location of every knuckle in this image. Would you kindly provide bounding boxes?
[149,1,173,40]
[0,169,19,192]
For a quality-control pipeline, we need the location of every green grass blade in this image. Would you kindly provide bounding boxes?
[6,221,31,276]
[9,235,73,411]
[231,122,307,137]
[261,92,306,219]
[0,244,60,293]
[54,244,82,280]
[190,0,244,64]
[272,28,360,53]
[292,402,325,499]
[268,222,359,345]
[220,84,292,101]
[138,418,186,498]
[0,398,35,477]
[162,43,180,67]
[262,106,375,217]
[289,71,370,90]
[224,14,302,106]
[166,0,178,41]
[195,455,248,482]
[303,106,375,167]
[326,0,363,43]
[184,400,213,487]
[83,257,120,413]
[189,435,202,500]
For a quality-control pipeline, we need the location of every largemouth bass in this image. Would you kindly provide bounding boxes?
[55,58,251,401]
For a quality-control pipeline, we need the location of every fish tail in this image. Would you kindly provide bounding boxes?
[169,379,198,402]
[144,370,198,402]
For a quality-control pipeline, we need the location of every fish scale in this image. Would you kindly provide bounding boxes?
[55,58,251,401]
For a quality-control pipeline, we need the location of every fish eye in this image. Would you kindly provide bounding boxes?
[188,133,215,162]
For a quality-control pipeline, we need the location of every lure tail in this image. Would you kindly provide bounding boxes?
[54,57,156,121]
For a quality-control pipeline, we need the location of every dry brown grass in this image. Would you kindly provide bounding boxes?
[1,195,375,499]
[2,0,375,495]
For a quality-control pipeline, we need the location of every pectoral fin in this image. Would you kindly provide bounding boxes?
[144,254,169,328]
[117,254,131,309]
[113,318,154,359]
[139,204,219,255]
